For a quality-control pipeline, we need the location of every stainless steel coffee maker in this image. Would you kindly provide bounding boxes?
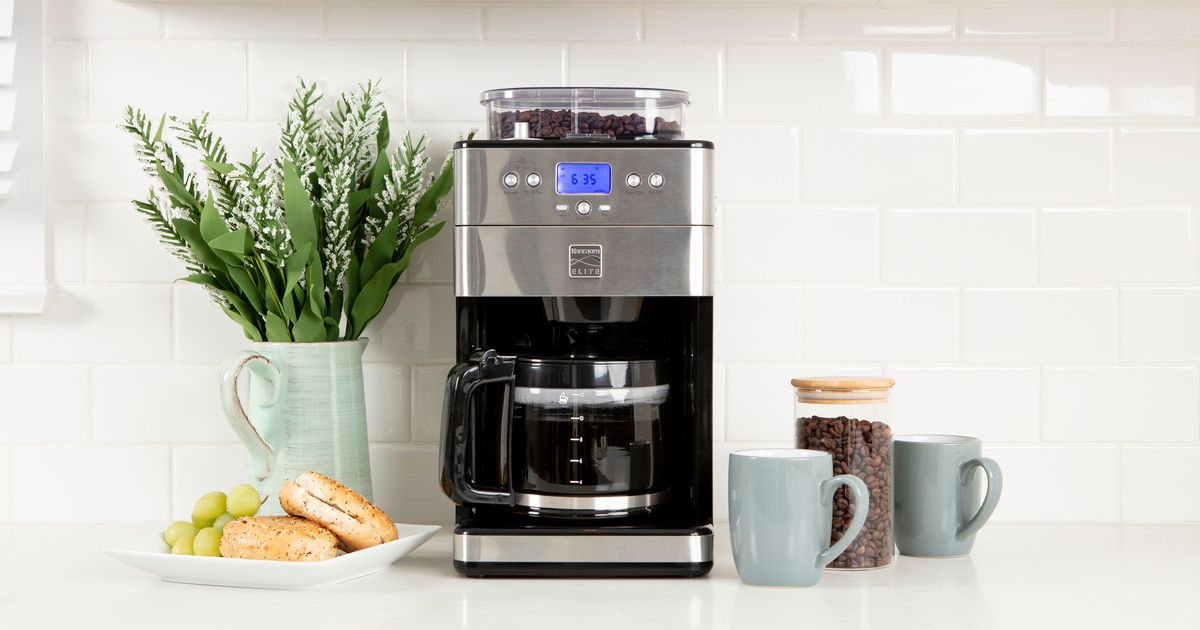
[438,87,714,577]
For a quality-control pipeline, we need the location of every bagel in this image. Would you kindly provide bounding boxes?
[219,516,339,561]
[279,471,398,551]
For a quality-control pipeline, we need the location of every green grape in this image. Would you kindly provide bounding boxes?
[191,491,227,528]
[163,520,198,547]
[170,536,194,555]
[227,484,261,519]
[193,527,223,557]
[213,512,234,531]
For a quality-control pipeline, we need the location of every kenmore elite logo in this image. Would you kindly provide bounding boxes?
[568,244,603,279]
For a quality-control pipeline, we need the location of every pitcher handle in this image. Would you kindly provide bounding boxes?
[219,351,282,482]
[816,474,870,568]
[958,457,1003,540]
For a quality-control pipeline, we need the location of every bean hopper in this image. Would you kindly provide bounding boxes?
[439,87,714,577]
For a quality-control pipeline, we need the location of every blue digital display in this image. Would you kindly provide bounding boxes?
[556,163,612,195]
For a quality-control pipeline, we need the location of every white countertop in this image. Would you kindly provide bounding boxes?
[2,522,1195,629]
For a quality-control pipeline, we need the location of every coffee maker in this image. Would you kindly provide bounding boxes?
[438,88,714,577]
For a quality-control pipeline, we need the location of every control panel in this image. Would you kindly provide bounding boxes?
[454,141,714,227]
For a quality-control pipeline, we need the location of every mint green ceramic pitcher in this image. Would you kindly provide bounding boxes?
[219,339,373,515]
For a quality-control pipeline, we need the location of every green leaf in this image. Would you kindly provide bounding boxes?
[264,311,291,342]
[179,273,220,288]
[209,228,251,267]
[199,193,230,243]
[201,158,236,175]
[282,242,312,307]
[157,163,201,212]
[360,214,400,287]
[375,110,390,156]
[348,187,373,214]
[283,160,318,250]
[222,306,263,342]
[226,265,264,314]
[173,218,228,274]
[413,159,454,228]
[349,260,405,339]
[343,255,361,332]
[292,294,326,342]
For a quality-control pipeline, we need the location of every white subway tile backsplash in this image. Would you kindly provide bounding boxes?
[882,209,1036,283]
[325,5,482,41]
[961,130,1111,203]
[1043,367,1200,443]
[369,444,451,525]
[887,367,1040,442]
[1122,447,1200,522]
[170,445,248,521]
[49,205,85,283]
[408,43,563,122]
[1120,8,1200,41]
[962,8,1113,41]
[962,289,1118,362]
[47,123,149,202]
[375,285,455,363]
[804,287,958,361]
[0,321,9,361]
[173,283,250,364]
[713,364,727,442]
[1121,288,1200,361]
[723,205,878,283]
[1116,129,1200,201]
[802,128,955,202]
[571,45,721,120]
[45,42,86,120]
[85,204,184,283]
[46,0,161,40]
[12,446,169,521]
[725,364,883,442]
[486,7,640,41]
[411,365,451,443]
[364,364,410,443]
[714,285,802,361]
[0,366,89,442]
[983,446,1120,522]
[890,47,1038,117]
[1041,208,1196,282]
[12,284,172,364]
[248,42,405,121]
[688,123,798,202]
[804,8,955,41]
[89,42,246,120]
[406,208,453,283]
[164,3,323,40]
[0,447,9,520]
[646,7,798,41]
[1045,46,1197,118]
[93,365,231,443]
[727,46,879,121]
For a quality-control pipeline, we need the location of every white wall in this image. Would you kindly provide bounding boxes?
[1,0,1199,524]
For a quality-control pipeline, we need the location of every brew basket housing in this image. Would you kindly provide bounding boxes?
[481,87,690,140]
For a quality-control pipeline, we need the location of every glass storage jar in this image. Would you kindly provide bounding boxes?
[793,376,896,570]
[481,87,689,140]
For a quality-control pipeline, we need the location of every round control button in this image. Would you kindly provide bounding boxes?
[526,172,542,188]
[626,172,642,188]
[502,172,519,188]
[648,172,664,188]
[575,200,592,216]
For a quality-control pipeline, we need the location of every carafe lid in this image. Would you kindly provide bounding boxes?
[517,357,665,389]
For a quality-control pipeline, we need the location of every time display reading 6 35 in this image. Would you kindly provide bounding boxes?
[556,163,612,195]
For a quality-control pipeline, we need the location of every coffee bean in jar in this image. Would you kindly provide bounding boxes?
[496,109,683,140]
[792,377,896,570]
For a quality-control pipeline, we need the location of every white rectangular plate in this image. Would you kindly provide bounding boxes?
[104,523,440,589]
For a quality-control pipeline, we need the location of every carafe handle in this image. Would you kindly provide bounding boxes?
[441,349,516,506]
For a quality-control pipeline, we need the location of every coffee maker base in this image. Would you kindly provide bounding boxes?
[452,527,714,578]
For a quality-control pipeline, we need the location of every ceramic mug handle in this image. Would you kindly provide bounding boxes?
[816,474,870,568]
[957,457,1003,540]
[219,351,284,482]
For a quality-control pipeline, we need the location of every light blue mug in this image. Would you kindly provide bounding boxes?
[729,449,869,587]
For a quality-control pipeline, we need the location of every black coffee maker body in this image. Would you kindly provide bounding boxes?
[438,132,714,577]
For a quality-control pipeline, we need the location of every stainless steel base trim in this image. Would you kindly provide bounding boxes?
[454,531,714,564]
[514,491,668,512]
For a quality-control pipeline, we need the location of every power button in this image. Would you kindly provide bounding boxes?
[575,200,592,216]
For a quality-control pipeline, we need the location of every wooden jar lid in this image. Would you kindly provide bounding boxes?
[790,376,895,392]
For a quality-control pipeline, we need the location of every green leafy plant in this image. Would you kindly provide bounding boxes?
[122,80,470,342]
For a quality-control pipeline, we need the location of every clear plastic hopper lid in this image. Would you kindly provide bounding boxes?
[480,87,690,140]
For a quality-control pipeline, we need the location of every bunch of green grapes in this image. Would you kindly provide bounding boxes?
[162,484,262,556]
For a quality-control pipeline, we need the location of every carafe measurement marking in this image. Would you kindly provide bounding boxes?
[570,412,583,485]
